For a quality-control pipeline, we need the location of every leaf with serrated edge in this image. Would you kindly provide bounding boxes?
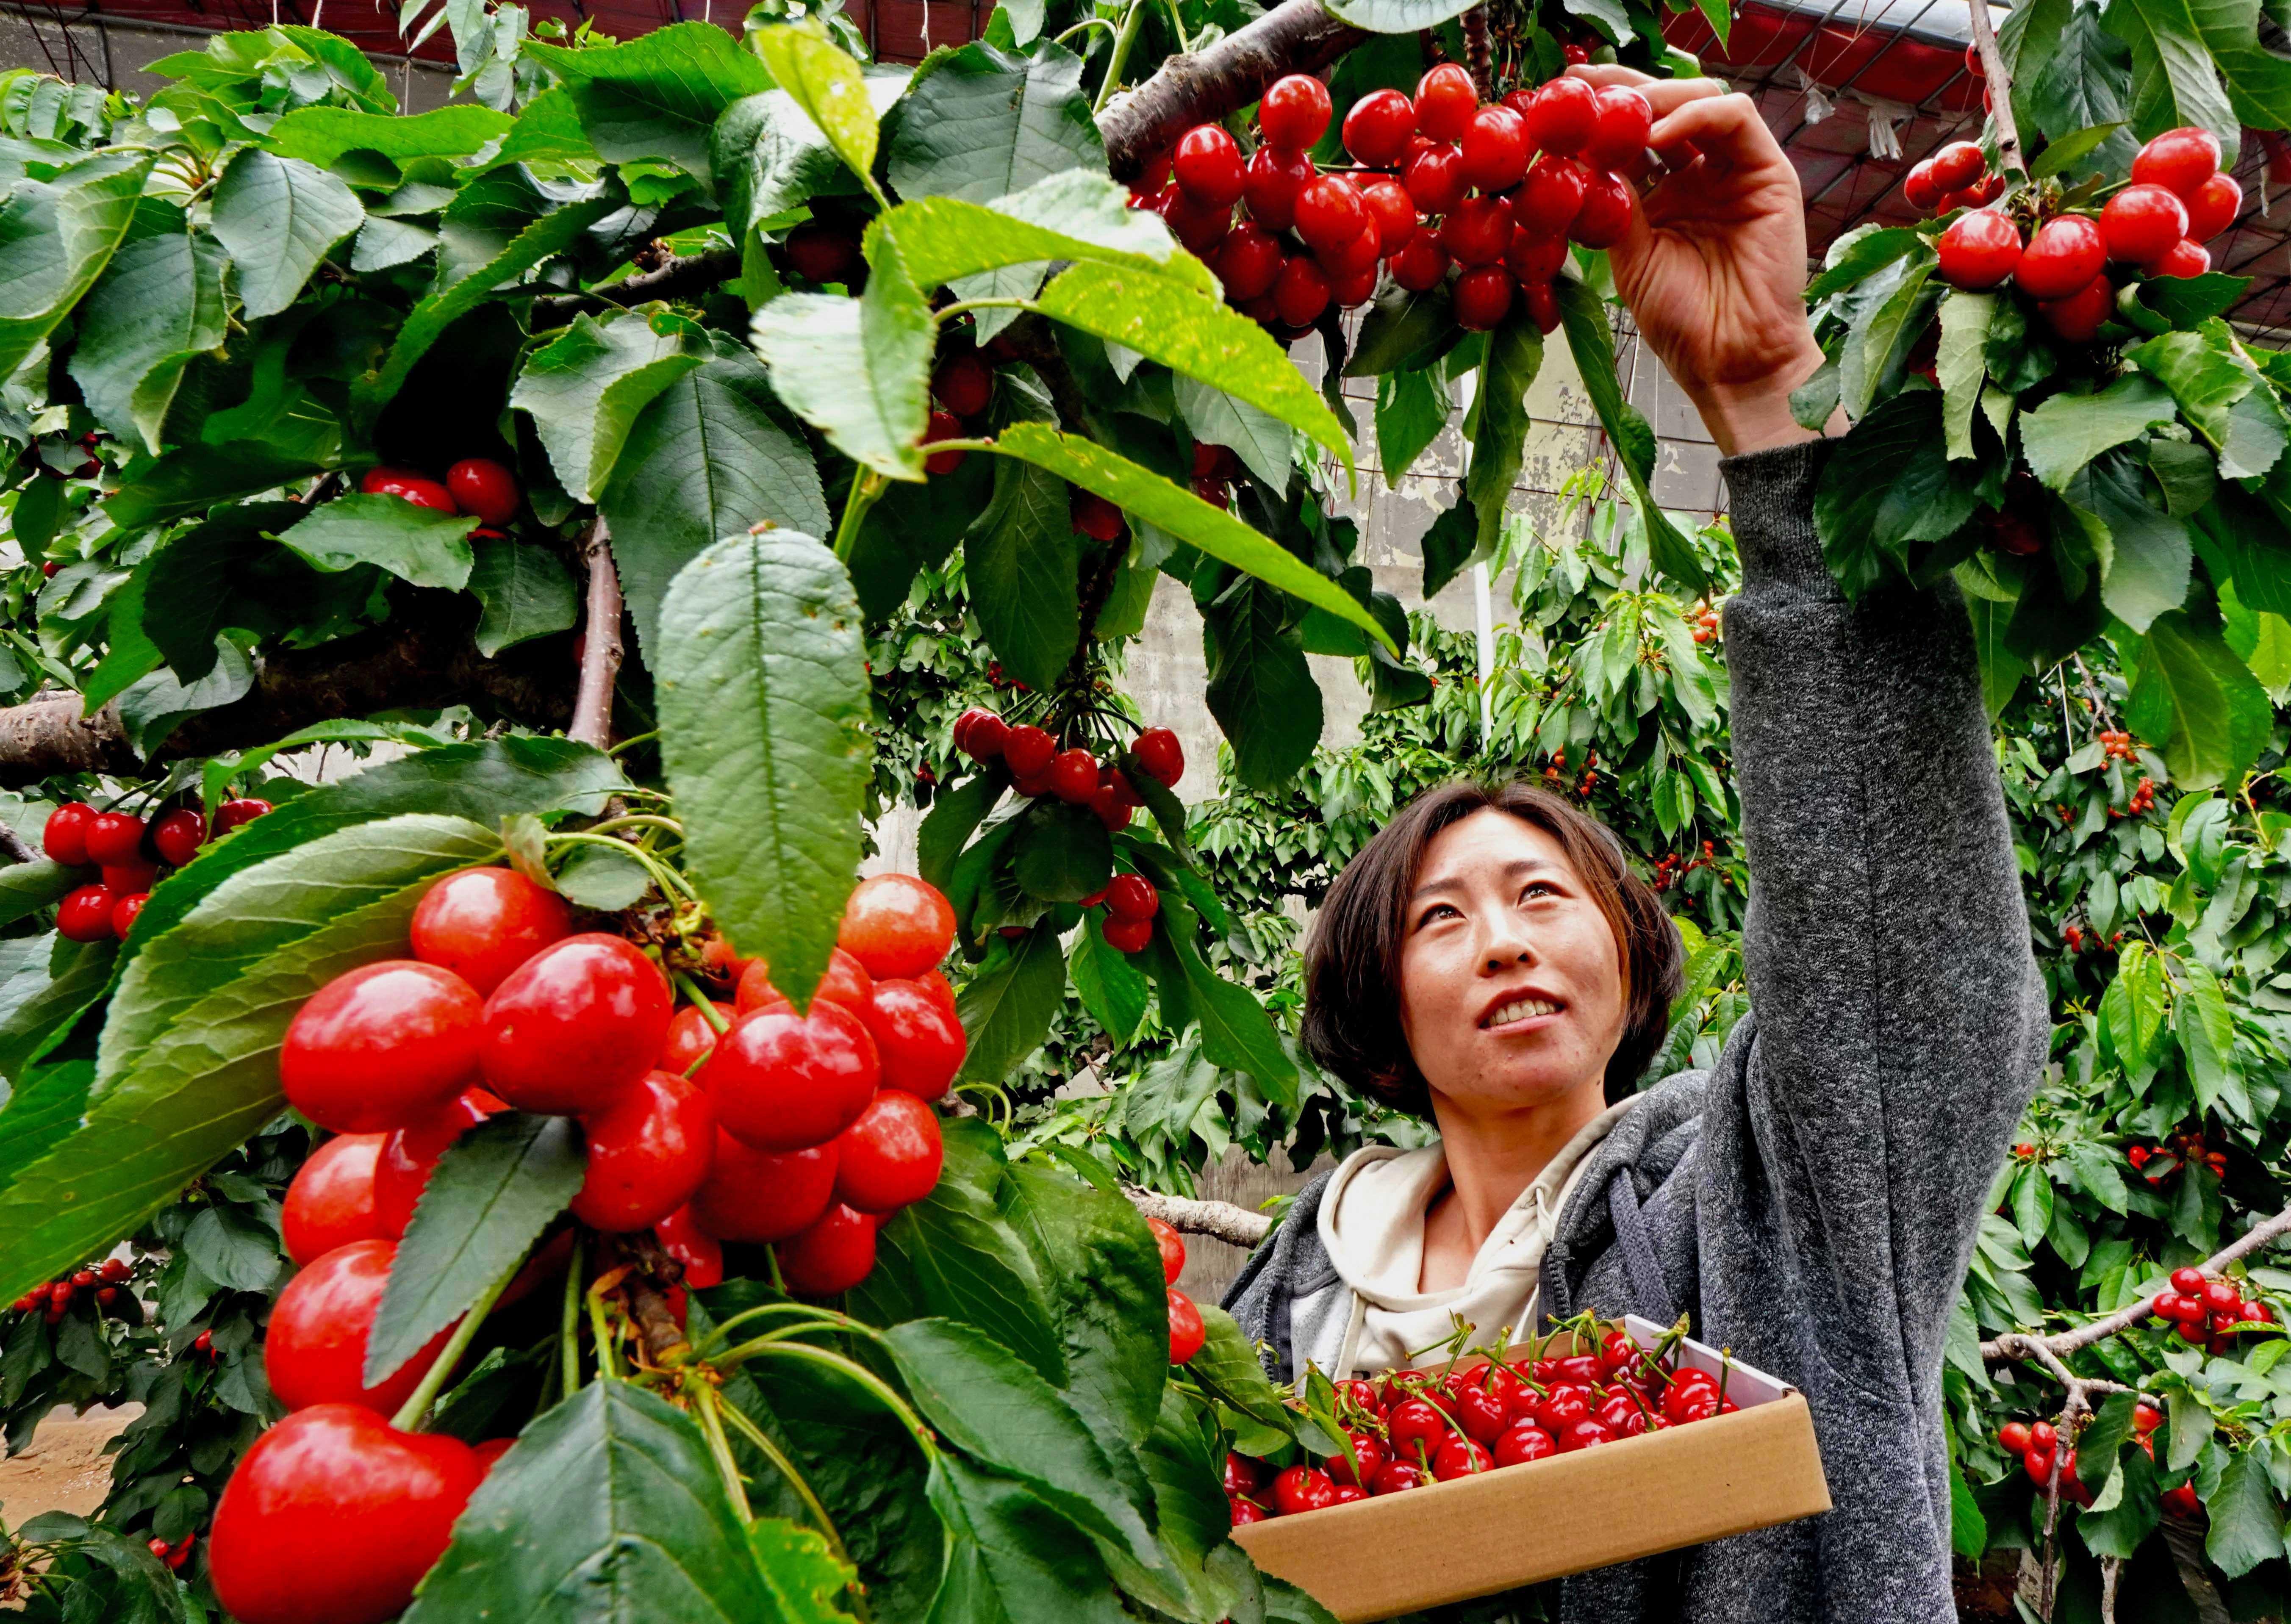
[1936,291,1994,461]
[751,234,934,479]
[278,492,479,589]
[469,537,578,657]
[67,227,229,456]
[875,172,1209,295]
[955,925,1066,1086]
[656,529,871,1011]
[750,19,881,188]
[965,455,1079,690]
[0,150,152,385]
[1553,277,1704,588]
[885,38,1100,207]
[748,1520,859,1624]
[523,23,774,186]
[209,149,365,321]
[509,308,710,503]
[368,1112,584,1384]
[2021,374,2177,489]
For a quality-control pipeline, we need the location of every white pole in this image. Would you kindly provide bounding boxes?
[1473,561,1495,746]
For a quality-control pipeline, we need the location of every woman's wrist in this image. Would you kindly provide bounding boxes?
[1687,341,1837,460]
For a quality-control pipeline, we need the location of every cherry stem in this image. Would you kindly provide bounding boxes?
[584,813,684,840]
[832,471,888,564]
[731,1341,940,1463]
[588,1271,627,1382]
[389,1250,526,1432]
[671,973,733,1034]
[549,830,697,903]
[708,1391,865,1607]
[693,1300,849,1357]
[1093,0,1148,116]
[687,1383,755,1523]
[560,1234,586,1397]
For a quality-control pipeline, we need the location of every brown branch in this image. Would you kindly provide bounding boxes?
[1096,0,1367,180]
[1126,1186,1273,1249]
[570,518,624,751]
[1965,0,2024,178]
[611,1230,693,1368]
[1462,6,1491,101]
[0,824,35,864]
[533,246,743,322]
[0,596,574,788]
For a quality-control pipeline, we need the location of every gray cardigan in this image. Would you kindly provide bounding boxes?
[1223,440,2050,1623]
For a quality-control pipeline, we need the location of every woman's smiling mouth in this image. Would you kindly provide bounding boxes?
[1481,995,1564,1029]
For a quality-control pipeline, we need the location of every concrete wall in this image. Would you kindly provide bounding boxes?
[0,6,457,103]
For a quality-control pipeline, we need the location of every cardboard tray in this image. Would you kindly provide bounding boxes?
[1227,1317,1832,1622]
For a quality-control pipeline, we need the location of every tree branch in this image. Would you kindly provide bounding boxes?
[1126,1186,1273,1249]
[533,246,744,322]
[570,518,624,751]
[1096,0,1366,180]
[1965,0,2024,177]
[1462,5,1492,100]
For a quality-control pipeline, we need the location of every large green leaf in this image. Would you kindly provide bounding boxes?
[748,1521,860,1624]
[965,454,1080,691]
[278,491,478,590]
[524,23,774,188]
[1173,376,1295,493]
[1841,259,1938,423]
[265,103,512,169]
[2021,374,2178,489]
[2125,608,2273,789]
[1204,580,1322,789]
[100,442,327,532]
[1936,291,1993,462]
[2102,0,2251,153]
[208,148,365,321]
[1813,390,1981,597]
[469,538,578,657]
[510,308,710,503]
[0,149,149,387]
[0,815,501,1307]
[989,424,1388,648]
[748,19,882,190]
[367,1111,584,1386]
[954,925,1067,1086]
[1375,368,1449,484]
[924,1455,1130,1624]
[404,1381,774,1621]
[714,73,910,240]
[2069,447,2192,631]
[1464,310,1542,558]
[67,226,229,456]
[884,38,1101,203]
[2206,1450,2287,1577]
[749,235,935,479]
[601,338,831,656]
[2130,325,2252,450]
[1553,277,1704,588]
[655,529,871,1011]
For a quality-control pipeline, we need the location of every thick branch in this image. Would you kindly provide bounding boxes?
[570,518,624,751]
[0,595,574,788]
[1097,0,1366,180]
[1126,1186,1273,1249]
[1966,0,2024,177]
[533,246,743,321]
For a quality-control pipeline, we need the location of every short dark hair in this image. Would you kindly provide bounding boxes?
[1301,780,1684,1114]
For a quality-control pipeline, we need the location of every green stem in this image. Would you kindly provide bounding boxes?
[833,471,889,564]
[548,831,698,901]
[606,730,660,757]
[390,1251,526,1432]
[588,1276,625,1383]
[562,1234,586,1397]
[1054,15,1116,43]
[671,972,733,1032]
[1093,0,1148,114]
[693,1300,849,1357]
[711,1397,858,1576]
[729,1342,939,1462]
[584,814,685,839]
[690,1384,755,1522]
[935,298,1035,324]
[1159,0,1188,53]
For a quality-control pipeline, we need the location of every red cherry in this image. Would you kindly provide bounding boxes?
[1383,229,1444,293]
[150,807,205,867]
[1132,726,1184,787]
[1903,158,1944,211]
[1387,1396,1446,1450]
[1370,1459,1428,1494]
[857,977,966,1100]
[1343,89,1417,166]
[571,1069,714,1232]
[833,1090,944,1212]
[1273,256,1332,327]
[710,1000,879,1151]
[1584,86,1653,169]
[266,1239,454,1415]
[1317,222,1383,287]
[1929,140,1985,191]
[691,1132,837,1242]
[1526,77,1599,156]
[1214,223,1284,299]
[1228,1494,1268,1524]
[1272,1464,1337,1513]
[783,222,860,283]
[933,352,994,418]
[2183,170,2241,240]
[283,961,483,1133]
[1453,265,1515,330]
[1174,125,1246,209]
[445,459,519,527]
[1998,1419,2034,1454]
[922,409,968,475]
[56,884,114,942]
[957,708,1008,762]
[2150,238,2210,277]
[215,797,272,833]
[1495,1422,1557,1465]
[839,873,955,979]
[1403,143,1467,215]
[777,1202,878,1294]
[1560,1419,1614,1451]
[1146,1214,1186,1284]
[1102,915,1153,953]
[1294,175,1369,253]
[2133,1402,2163,1435]
[1359,178,1418,256]
[108,890,144,938]
[1936,208,2023,288]
[1002,724,1057,779]
[660,1001,732,1076]
[2163,1481,2202,1518]
[2039,274,2112,342]
[1563,42,1591,64]
[1167,1286,1207,1363]
[1570,172,1634,248]
[100,857,157,896]
[381,475,457,515]
[1432,1436,1492,1479]
[42,801,93,866]
[85,810,146,866]
[2171,1267,2206,1294]
[1415,63,1478,144]
[208,1404,483,1624]
[1042,747,1094,805]
[281,1133,386,1266]
[358,465,428,498]
[372,1090,497,1239]
[2133,126,2222,198]
[479,934,672,1115]
[2100,185,2188,264]
[1258,74,1332,151]
[1460,105,1531,194]
[655,1203,725,1286]
[2015,215,2105,298]
[1243,145,1315,231]
[1439,195,1513,266]
[1506,230,1568,287]
[1103,873,1159,923]
[411,866,574,997]
[1513,155,1589,236]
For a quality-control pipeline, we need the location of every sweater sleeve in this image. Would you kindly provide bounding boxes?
[1713,440,2047,1394]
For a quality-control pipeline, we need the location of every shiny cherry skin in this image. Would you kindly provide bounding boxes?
[661,1001,733,1076]
[1414,63,1477,143]
[1387,1397,1446,1450]
[1243,145,1315,232]
[710,1000,879,1151]
[1453,265,1516,331]
[1390,230,1450,292]
[857,977,966,1099]
[832,1090,944,1213]
[1527,76,1599,155]
[150,807,206,867]
[283,961,484,1133]
[1570,172,1635,248]
[1146,1214,1186,1284]
[1450,1380,1509,1444]
[655,1203,725,1286]
[1295,175,1370,254]
[208,1404,484,1624]
[1360,178,1418,255]
[1173,125,1245,209]
[2150,238,2211,277]
[1273,1464,1337,1513]
[1936,208,2023,289]
[1459,105,1531,194]
[215,797,273,833]
[1317,221,1382,282]
[1273,256,1332,327]
[1343,88,1417,166]
[56,884,116,942]
[1328,1430,1386,1487]
[1506,230,1568,286]
[1002,723,1057,779]
[1132,727,1183,787]
[1584,86,1654,169]
[1050,748,1101,805]
[1903,158,1944,211]
[1928,140,1985,191]
[1495,1422,1557,1466]
[934,352,994,418]
[2184,170,2241,240]
[1228,1494,1268,1524]
[1402,143,1467,216]
[1440,196,1514,266]
[923,410,967,475]
[84,809,146,866]
[2015,215,2106,299]
[1432,1437,1492,1479]
[266,1239,455,1415]
[282,1132,386,1266]
[375,473,457,514]
[43,801,94,865]
[691,1132,838,1242]
[2100,185,2188,264]
[1167,1286,1206,1363]
[1105,874,1159,923]
[2132,126,2222,197]
[571,1069,716,1232]
[1514,155,1590,236]
[372,1089,498,1239]
[839,874,956,979]
[1370,1459,1428,1494]
[101,857,158,895]
[777,1202,879,1294]
[1257,73,1331,151]
[445,459,520,527]
[2039,274,2113,342]
[411,866,574,996]
[1215,224,1284,299]
[479,933,672,1115]
[1101,915,1154,953]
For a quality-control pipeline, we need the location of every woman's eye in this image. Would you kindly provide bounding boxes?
[1418,903,1460,926]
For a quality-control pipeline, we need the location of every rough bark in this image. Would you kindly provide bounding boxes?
[533,246,744,322]
[1126,1186,1274,1249]
[569,517,624,751]
[1097,0,1368,180]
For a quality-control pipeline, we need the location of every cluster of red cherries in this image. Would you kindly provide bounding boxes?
[44,795,272,942]
[1997,1402,2199,1515]
[9,1255,131,1322]
[209,865,965,1624]
[1538,745,1598,800]
[2127,1131,2227,1186]
[1140,63,1651,335]
[2148,1263,2273,1352]
[1930,126,2240,341]
[1148,1215,1209,1364]
[1647,839,1720,895]
[1225,1327,1738,1520]
[356,456,522,535]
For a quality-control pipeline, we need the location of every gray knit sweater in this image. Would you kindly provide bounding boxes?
[1223,439,2050,1623]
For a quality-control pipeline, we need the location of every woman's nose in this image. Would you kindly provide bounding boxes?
[1479,915,1534,972]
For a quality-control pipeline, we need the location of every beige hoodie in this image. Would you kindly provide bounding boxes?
[1304,1096,1639,1377]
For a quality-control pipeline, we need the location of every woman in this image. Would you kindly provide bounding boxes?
[1224,67,2047,1623]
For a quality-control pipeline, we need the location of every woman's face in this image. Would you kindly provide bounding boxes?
[1396,807,1628,1115]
